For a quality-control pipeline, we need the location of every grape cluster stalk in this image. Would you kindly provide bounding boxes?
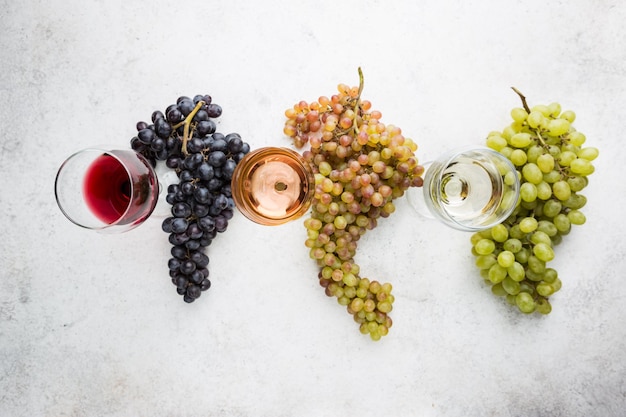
[284,69,424,340]
[130,95,250,303]
[472,88,599,314]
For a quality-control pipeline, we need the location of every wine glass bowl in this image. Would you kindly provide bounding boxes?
[54,147,159,233]
[408,146,520,231]
[231,147,315,225]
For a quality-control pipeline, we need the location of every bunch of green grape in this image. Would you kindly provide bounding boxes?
[472,89,599,314]
[284,69,424,340]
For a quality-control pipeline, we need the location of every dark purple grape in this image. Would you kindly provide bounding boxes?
[180,260,196,275]
[210,138,228,152]
[171,218,189,234]
[222,159,237,179]
[196,162,214,181]
[138,128,156,145]
[155,118,172,139]
[178,98,195,116]
[172,202,192,218]
[200,278,211,291]
[151,110,165,122]
[190,270,204,284]
[214,194,229,210]
[166,107,183,123]
[136,121,149,131]
[206,103,222,118]
[191,252,209,269]
[208,151,227,167]
[215,216,228,233]
[179,170,194,182]
[193,109,209,122]
[162,217,174,233]
[192,203,210,218]
[168,258,181,271]
[198,216,216,232]
[171,245,187,259]
[196,120,216,136]
[186,137,204,154]
[185,239,201,250]
[169,232,189,245]
[180,182,194,196]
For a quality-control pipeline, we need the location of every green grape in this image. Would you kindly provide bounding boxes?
[475,238,496,255]
[510,132,533,148]
[488,264,507,284]
[577,146,599,161]
[510,149,528,166]
[535,297,552,314]
[533,243,555,262]
[530,231,552,246]
[547,118,570,136]
[570,158,595,176]
[507,261,526,281]
[522,163,543,184]
[536,154,555,173]
[557,150,577,167]
[520,182,538,202]
[543,268,558,284]
[490,224,509,242]
[552,180,571,201]
[516,292,536,313]
[510,107,528,123]
[553,213,571,233]
[542,199,562,218]
[536,282,555,297]
[519,217,538,233]
[567,209,586,225]
[536,181,553,200]
[503,238,522,253]
[491,282,508,297]
[476,254,498,270]
[563,194,587,210]
[502,276,521,295]
[497,250,516,268]
[537,220,558,237]
[486,134,508,151]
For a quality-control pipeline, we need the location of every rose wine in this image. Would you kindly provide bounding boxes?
[82,151,157,225]
[231,147,314,225]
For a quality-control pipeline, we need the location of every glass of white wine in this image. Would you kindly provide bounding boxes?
[407,146,520,231]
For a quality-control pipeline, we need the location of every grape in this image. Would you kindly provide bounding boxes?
[131,95,250,303]
[284,68,424,340]
[473,88,598,314]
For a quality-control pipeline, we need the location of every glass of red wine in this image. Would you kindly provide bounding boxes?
[54,147,160,233]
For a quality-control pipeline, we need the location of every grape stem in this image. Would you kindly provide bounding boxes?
[511,86,547,147]
[353,67,365,135]
[177,100,206,155]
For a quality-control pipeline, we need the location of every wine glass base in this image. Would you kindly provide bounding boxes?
[151,161,178,219]
[406,161,435,220]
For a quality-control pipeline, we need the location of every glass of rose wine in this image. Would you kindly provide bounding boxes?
[54,147,160,233]
[406,146,520,231]
[231,147,315,225]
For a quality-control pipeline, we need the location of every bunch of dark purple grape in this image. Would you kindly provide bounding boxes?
[130,94,250,303]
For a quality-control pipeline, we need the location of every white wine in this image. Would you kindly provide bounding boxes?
[420,147,519,231]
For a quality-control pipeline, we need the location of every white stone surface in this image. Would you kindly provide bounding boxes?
[1,1,625,416]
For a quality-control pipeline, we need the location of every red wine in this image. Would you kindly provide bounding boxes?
[82,151,158,225]
[83,154,132,224]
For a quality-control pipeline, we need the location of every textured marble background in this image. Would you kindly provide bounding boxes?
[1,1,625,416]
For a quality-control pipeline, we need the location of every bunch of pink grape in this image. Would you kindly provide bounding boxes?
[284,69,424,340]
